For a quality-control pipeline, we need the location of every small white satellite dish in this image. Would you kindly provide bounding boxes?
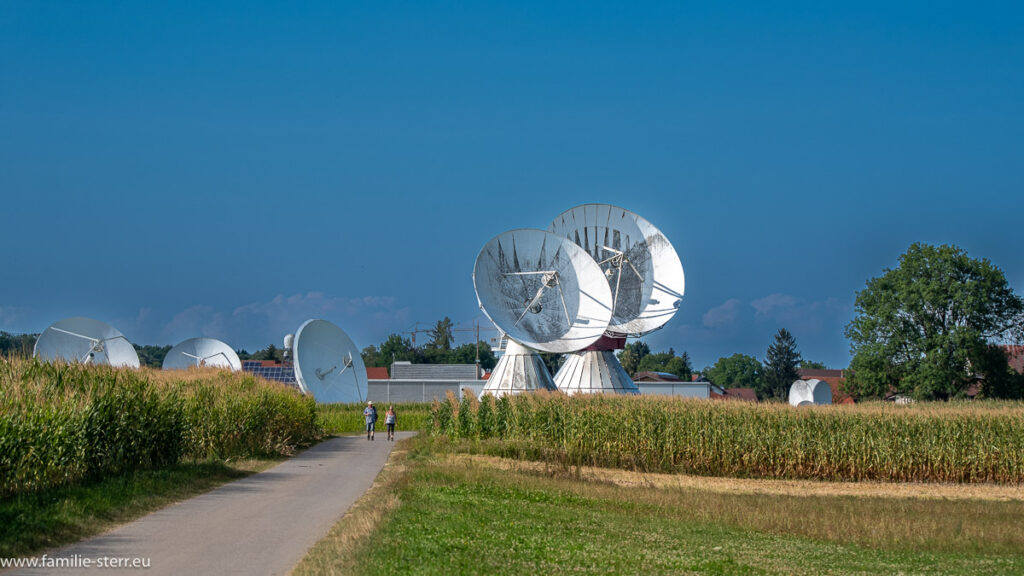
[283,334,295,350]
[789,379,832,406]
[549,203,685,336]
[473,228,613,354]
[292,319,367,403]
[162,337,241,371]
[34,317,140,368]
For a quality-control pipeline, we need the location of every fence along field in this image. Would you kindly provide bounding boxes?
[0,358,322,497]
[431,391,1024,484]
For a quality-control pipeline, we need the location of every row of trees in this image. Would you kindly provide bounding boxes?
[617,342,693,379]
[702,329,825,401]
[360,317,498,370]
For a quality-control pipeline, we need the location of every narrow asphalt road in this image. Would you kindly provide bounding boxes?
[9,432,413,576]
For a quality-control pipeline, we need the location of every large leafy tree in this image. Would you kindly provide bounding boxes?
[706,353,765,396]
[845,243,1024,400]
[763,328,802,400]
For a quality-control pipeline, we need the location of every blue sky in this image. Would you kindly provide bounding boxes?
[2,1,1022,369]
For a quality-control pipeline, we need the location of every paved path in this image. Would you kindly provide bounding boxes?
[9,433,413,576]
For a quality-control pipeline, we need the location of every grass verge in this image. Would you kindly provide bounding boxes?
[292,437,417,575]
[0,457,279,558]
[297,436,1024,575]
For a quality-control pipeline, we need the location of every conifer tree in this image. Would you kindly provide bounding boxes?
[764,328,801,400]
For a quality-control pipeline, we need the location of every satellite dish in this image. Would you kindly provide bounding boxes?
[473,228,613,354]
[162,338,241,371]
[549,203,685,336]
[292,319,367,403]
[789,379,832,406]
[34,317,140,368]
[811,378,833,405]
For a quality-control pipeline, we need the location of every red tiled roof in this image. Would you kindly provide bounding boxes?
[798,368,845,379]
[726,387,758,402]
[366,366,389,380]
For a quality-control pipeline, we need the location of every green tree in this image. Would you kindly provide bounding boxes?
[378,334,416,365]
[635,348,693,379]
[449,341,497,370]
[426,317,454,351]
[616,341,651,376]
[764,329,802,400]
[706,353,764,396]
[845,243,1024,400]
[0,332,37,357]
[251,344,283,362]
[133,344,173,368]
[540,352,565,376]
[800,360,828,370]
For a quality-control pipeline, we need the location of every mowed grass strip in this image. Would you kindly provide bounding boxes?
[0,457,278,557]
[340,443,1024,576]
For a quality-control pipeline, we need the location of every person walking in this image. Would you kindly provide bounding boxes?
[363,401,378,441]
[385,405,397,441]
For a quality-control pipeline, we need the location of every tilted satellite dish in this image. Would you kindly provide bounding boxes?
[474,228,613,397]
[547,204,685,394]
[34,317,140,368]
[162,337,241,371]
[549,203,685,336]
[292,319,367,403]
[789,379,832,406]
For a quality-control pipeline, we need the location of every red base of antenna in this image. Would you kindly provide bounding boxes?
[584,334,627,351]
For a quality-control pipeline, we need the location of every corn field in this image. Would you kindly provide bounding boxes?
[0,358,322,497]
[431,391,1024,483]
[317,402,434,434]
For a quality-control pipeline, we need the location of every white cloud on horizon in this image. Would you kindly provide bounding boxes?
[121,292,412,349]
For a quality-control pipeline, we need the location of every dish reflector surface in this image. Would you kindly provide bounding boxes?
[34,317,140,368]
[789,379,832,406]
[162,337,241,371]
[293,319,367,403]
[549,204,685,336]
[473,228,613,354]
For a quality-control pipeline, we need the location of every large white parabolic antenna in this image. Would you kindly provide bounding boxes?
[33,317,140,368]
[474,228,613,353]
[292,319,367,404]
[474,228,613,397]
[162,337,242,371]
[789,379,833,406]
[549,204,685,336]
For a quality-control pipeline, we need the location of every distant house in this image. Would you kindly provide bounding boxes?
[1002,345,1024,374]
[366,366,390,380]
[797,368,855,404]
[632,371,726,399]
[633,371,683,382]
[710,387,758,402]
